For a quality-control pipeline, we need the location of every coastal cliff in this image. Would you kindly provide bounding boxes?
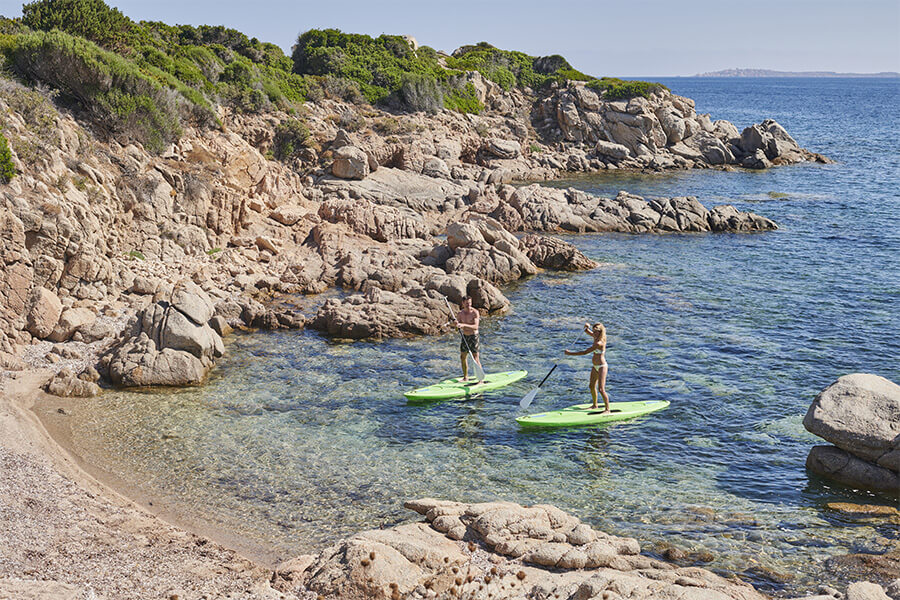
[0,3,821,386]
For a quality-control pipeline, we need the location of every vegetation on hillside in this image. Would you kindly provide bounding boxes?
[0,132,15,182]
[586,77,668,100]
[0,0,668,153]
[445,43,591,90]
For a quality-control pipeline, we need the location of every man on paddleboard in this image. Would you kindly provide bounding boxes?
[453,296,483,383]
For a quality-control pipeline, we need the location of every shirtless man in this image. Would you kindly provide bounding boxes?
[453,296,483,382]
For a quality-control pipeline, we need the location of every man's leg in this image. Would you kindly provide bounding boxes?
[460,352,469,381]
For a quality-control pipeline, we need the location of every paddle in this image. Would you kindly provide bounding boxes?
[519,364,557,409]
[519,328,585,409]
[443,296,486,382]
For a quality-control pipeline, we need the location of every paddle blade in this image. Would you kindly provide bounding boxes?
[472,357,486,382]
[519,387,539,409]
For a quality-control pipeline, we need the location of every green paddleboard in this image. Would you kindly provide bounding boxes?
[516,400,670,428]
[404,370,527,402]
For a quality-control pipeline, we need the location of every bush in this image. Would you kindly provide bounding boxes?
[400,73,443,113]
[272,118,309,161]
[7,30,184,152]
[446,45,591,90]
[0,77,57,139]
[0,132,15,183]
[586,77,668,100]
[21,0,138,50]
[443,82,482,114]
[292,29,445,106]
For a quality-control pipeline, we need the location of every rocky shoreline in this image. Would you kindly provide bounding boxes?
[2,368,898,599]
[5,43,896,599]
[1,75,805,388]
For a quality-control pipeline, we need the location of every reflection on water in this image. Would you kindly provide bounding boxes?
[67,78,899,596]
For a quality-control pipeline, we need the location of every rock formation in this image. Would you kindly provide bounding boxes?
[0,68,797,385]
[101,281,224,386]
[534,84,832,171]
[278,498,773,600]
[803,374,900,496]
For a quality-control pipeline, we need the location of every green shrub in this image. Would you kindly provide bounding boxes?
[0,77,58,139]
[443,82,482,114]
[586,77,668,100]
[6,30,185,152]
[292,29,446,106]
[399,73,443,113]
[373,116,400,134]
[21,0,139,50]
[272,118,309,161]
[0,132,15,183]
[445,45,591,90]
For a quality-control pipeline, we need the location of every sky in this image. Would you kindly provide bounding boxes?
[2,0,899,76]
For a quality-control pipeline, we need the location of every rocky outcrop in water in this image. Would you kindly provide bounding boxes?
[490,185,777,234]
[803,374,900,496]
[278,498,769,600]
[534,83,832,171]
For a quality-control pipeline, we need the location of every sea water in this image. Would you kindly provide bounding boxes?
[65,78,899,595]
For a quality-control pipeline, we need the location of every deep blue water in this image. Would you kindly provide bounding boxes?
[69,79,899,595]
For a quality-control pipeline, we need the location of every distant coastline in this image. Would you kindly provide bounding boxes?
[694,68,899,78]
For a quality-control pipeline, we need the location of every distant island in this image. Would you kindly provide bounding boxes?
[695,68,899,78]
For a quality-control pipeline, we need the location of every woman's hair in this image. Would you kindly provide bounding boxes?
[592,322,606,345]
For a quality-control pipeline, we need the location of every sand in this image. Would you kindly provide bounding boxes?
[0,369,308,600]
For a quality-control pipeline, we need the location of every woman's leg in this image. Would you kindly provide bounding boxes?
[598,364,610,412]
[589,368,599,409]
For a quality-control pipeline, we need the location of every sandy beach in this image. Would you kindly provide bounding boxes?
[0,370,304,600]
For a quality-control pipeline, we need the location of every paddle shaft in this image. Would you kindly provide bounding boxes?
[520,328,585,408]
[537,364,557,388]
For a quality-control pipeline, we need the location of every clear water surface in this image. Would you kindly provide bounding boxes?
[66,78,899,595]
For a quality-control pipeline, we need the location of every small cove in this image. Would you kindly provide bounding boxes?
[51,78,899,595]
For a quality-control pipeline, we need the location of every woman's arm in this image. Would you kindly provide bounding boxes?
[565,344,595,356]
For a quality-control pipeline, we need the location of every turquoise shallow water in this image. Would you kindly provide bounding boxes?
[65,79,898,595]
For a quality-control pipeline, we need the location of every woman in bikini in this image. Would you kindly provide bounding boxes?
[564,322,610,413]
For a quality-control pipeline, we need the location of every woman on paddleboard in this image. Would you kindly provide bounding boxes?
[564,322,610,413]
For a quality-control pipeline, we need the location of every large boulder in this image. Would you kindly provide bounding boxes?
[104,283,224,386]
[807,446,899,495]
[26,287,62,340]
[44,368,100,398]
[707,205,777,232]
[803,374,900,471]
[332,146,370,180]
[739,119,802,161]
[168,280,215,325]
[594,140,631,161]
[309,286,449,340]
[519,234,598,271]
[317,167,470,214]
[107,333,208,387]
[48,307,96,343]
[318,198,431,242]
[484,138,521,160]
